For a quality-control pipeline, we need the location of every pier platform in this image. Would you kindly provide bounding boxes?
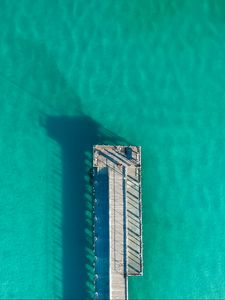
[93,145,143,300]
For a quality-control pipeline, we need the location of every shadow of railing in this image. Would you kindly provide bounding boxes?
[42,114,127,299]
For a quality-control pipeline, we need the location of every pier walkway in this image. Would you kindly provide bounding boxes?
[93,145,143,300]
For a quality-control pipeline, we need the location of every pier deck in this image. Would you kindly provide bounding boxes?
[93,145,143,300]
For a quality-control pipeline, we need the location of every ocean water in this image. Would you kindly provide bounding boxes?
[1,0,225,299]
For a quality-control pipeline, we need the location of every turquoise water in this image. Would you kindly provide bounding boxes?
[1,0,225,299]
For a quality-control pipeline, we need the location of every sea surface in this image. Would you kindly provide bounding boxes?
[1,0,225,299]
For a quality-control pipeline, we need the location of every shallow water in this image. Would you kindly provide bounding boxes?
[1,0,225,299]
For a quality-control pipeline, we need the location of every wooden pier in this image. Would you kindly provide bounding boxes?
[93,145,143,300]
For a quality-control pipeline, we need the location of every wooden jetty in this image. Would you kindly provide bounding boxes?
[93,145,143,300]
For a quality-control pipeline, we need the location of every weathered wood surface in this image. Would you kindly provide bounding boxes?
[93,145,142,300]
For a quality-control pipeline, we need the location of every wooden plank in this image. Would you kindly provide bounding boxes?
[93,145,143,300]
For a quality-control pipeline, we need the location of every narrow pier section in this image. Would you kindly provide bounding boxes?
[108,166,127,299]
[93,145,143,300]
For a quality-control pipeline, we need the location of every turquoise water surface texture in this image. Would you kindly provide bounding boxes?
[1,0,225,299]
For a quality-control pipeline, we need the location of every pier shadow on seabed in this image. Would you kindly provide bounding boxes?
[42,113,126,299]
